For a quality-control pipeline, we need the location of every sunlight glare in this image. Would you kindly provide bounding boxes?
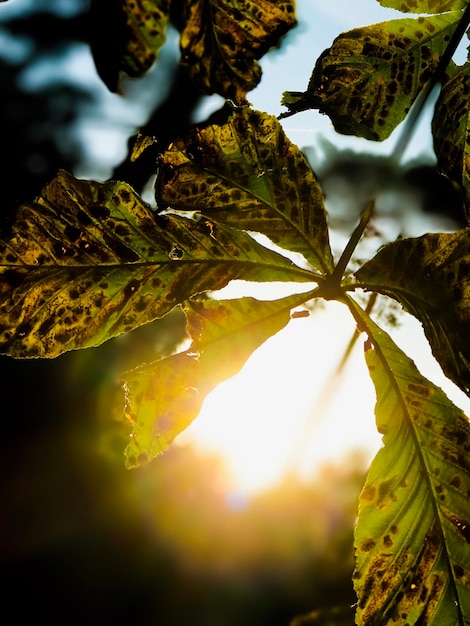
[179,299,381,496]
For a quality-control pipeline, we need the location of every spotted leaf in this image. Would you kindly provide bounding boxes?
[156,107,334,275]
[355,230,470,396]
[179,0,296,103]
[0,170,312,358]
[347,298,470,626]
[90,0,171,91]
[377,0,468,12]
[281,13,462,140]
[432,62,470,221]
[122,292,312,467]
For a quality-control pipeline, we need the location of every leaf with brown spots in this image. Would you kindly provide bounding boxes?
[0,170,314,358]
[90,0,295,100]
[156,107,334,275]
[90,0,171,92]
[280,12,463,140]
[377,0,468,13]
[355,230,470,397]
[179,0,296,103]
[347,297,470,626]
[432,62,470,222]
[122,292,313,467]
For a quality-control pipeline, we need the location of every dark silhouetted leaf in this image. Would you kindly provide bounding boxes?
[179,0,296,103]
[348,298,470,625]
[0,170,313,358]
[90,0,171,92]
[432,62,470,221]
[90,0,295,100]
[377,0,468,12]
[122,292,313,467]
[281,13,462,140]
[355,230,470,396]
[156,107,334,275]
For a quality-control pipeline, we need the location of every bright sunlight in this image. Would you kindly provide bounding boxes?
[180,283,470,497]
[179,292,382,496]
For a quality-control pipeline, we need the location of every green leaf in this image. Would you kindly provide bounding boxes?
[432,62,470,221]
[355,230,470,396]
[180,0,296,103]
[122,292,312,467]
[0,170,312,358]
[90,0,171,92]
[281,13,462,140]
[348,298,470,625]
[156,107,334,275]
[376,0,468,13]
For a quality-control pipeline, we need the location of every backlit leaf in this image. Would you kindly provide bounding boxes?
[355,230,470,396]
[122,292,312,467]
[90,0,171,91]
[180,0,296,103]
[131,132,158,162]
[348,298,470,625]
[376,0,468,13]
[156,107,334,275]
[281,13,462,140]
[0,170,312,358]
[432,62,470,221]
[120,0,170,76]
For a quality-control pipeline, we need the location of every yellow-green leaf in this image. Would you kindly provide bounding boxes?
[348,298,470,625]
[281,13,462,140]
[121,0,170,75]
[0,170,312,358]
[131,132,157,162]
[122,292,312,467]
[377,0,468,12]
[180,0,296,103]
[432,62,470,221]
[156,107,334,275]
[355,230,470,396]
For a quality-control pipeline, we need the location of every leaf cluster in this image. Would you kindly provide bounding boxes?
[2,0,470,624]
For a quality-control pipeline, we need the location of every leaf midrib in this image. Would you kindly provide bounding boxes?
[190,161,332,275]
[346,294,464,624]
[0,259,317,280]
[190,289,318,352]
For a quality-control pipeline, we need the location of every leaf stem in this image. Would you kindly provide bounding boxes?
[336,292,378,374]
[329,200,374,287]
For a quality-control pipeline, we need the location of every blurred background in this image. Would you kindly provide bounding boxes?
[1,1,468,624]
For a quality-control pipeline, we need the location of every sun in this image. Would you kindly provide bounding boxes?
[179,298,382,496]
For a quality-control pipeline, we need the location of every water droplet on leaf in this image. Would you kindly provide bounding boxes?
[169,245,184,260]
